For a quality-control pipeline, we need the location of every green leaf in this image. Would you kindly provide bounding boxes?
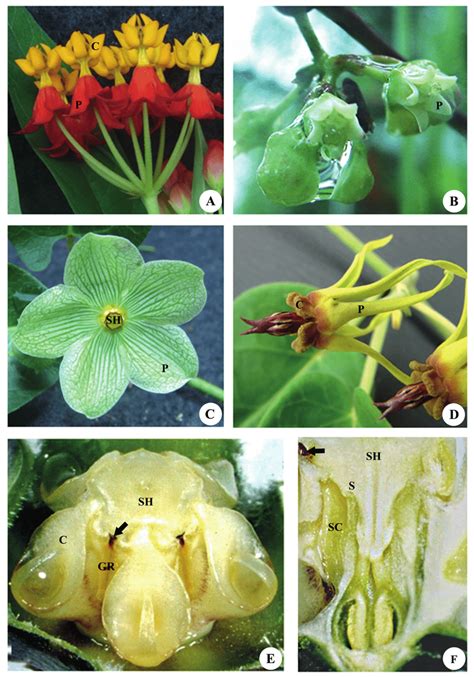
[125,260,207,324]
[8,441,35,526]
[9,226,151,272]
[8,267,60,411]
[191,121,208,212]
[64,233,143,306]
[8,142,21,213]
[14,285,98,358]
[352,386,391,427]
[9,608,101,670]
[60,331,130,418]
[234,282,383,427]
[122,322,199,393]
[9,226,63,272]
[9,353,59,413]
[8,7,146,214]
[8,263,46,327]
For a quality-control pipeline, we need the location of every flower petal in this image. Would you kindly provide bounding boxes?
[122,320,198,393]
[60,330,130,418]
[329,270,455,330]
[331,235,393,289]
[13,285,98,358]
[64,233,144,307]
[330,258,465,302]
[124,260,206,324]
[328,335,411,385]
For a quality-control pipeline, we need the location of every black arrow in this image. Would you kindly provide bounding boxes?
[113,522,128,537]
[298,442,325,456]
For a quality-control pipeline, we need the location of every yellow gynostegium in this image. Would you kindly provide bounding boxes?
[56,32,105,77]
[174,34,220,84]
[114,14,168,67]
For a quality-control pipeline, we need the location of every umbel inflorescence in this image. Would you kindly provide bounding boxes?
[15,13,224,213]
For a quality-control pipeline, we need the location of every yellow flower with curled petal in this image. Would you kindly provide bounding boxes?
[92,46,131,84]
[114,14,168,66]
[174,33,219,83]
[56,32,105,76]
[15,44,61,88]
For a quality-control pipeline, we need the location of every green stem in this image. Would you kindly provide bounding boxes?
[188,377,224,401]
[154,118,167,181]
[294,12,329,74]
[55,117,140,195]
[94,110,143,190]
[142,103,153,192]
[326,225,455,338]
[154,114,195,193]
[128,118,146,182]
[359,315,390,393]
[141,193,160,214]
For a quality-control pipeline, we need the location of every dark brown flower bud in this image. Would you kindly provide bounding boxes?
[375,381,431,418]
[241,312,306,336]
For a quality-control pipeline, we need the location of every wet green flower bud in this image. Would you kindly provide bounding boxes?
[383,59,458,135]
[302,93,365,160]
[330,141,374,204]
[257,123,320,207]
[257,93,373,206]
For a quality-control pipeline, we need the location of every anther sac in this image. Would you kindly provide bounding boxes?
[11,450,278,668]
[298,438,466,672]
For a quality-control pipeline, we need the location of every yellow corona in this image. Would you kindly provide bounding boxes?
[11,450,277,667]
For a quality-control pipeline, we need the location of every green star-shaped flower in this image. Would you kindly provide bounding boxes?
[12,233,207,418]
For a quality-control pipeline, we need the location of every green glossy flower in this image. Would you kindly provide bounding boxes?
[383,59,458,135]
[12,233,207,418]
[257,93,373,206]
[302,93,365,159]
[257,122,320,207]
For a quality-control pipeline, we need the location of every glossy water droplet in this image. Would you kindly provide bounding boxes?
[310,142,353,202]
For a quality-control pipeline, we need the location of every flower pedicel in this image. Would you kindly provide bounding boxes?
[15,14,223,214]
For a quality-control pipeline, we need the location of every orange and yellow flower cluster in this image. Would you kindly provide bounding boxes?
[15,14,223,157]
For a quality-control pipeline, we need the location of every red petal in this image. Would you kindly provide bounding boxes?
[171,83,223,120]
[43,109,101,157]
[70,75,103,116]
[129,66,172,117]
[95,83,130,129]
[19,86,68,133]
